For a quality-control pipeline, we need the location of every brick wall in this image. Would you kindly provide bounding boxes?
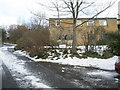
[49,18,118,45]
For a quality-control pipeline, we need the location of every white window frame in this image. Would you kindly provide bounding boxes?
[117,21,120,24]
[76,20,82,26]
[87,20,94,26]
[56,20,61,26]
[99,20,107,26]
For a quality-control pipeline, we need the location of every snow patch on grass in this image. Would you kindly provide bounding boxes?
[14,48,117,71]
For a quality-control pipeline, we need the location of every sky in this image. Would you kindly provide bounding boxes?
[0,0,119,26]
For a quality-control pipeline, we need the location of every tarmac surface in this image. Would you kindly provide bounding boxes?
[1,45,80,89]
[2,62,18,88]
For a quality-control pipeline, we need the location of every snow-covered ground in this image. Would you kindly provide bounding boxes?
[0,46,51,88]
[12,46,118,71]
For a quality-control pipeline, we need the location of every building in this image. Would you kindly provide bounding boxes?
[118,19,120,32]
[49,18,118,45]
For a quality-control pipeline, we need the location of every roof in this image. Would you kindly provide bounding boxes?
[49,17,117,20]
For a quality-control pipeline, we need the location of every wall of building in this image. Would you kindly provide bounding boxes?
[49,18,118,45]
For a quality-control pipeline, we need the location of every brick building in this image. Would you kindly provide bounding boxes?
[49,18,118,45]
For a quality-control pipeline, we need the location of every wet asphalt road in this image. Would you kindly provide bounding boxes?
[1,45,120,89]
[11,52,80,88]
[2,45,80,88]
[2,62,18,88]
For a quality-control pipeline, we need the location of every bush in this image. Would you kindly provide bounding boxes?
[107,32,120,56]
[64,54,68,59]
[102,49,114,59]
[54,52,61,57]
[82,51,101,58]
[48,49,61,60]
[96,39,107,45]
[63,49,69,54]
[36,50,49,59]
[14,45,23,50]
[9,25,28,43]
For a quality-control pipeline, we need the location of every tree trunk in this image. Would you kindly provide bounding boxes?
[72,25,77,54]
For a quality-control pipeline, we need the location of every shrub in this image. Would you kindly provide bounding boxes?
[64,54,68,58]
[29,48,39,57]
[107,32,120,56]
[55,52,61,57]
[96,39,107,45]
[63,49,69,55]
[9,25,28,43]
[36,50,49,59]
[102,49,114,59]
[69,52,87,59]
[82,51,101,58]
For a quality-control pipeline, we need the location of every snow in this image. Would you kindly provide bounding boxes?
[0,46,51,88]
[24,76,50,88]
[15,49,117,71]
[87,70,119,80]
[87,70,119,79]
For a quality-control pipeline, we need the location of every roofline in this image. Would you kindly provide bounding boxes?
[49,17,117,20]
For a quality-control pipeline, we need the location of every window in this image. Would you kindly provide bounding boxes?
[57,34,73,40]
[56,20,61,26]
[99,20,107,26]
[101,34,108,39]
[57,35,65,40]
[87,20,94,26]
[76,20,82,26]
[117,21,120,24]
[65,35,73,40]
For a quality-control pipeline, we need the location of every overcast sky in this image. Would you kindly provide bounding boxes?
[0,0,119,26]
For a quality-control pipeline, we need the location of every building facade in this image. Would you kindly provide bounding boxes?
[49,18,118,45]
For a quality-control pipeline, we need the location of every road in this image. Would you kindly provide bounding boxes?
[1,45,120,89]
[2,62,18,88]
[1,45,80,89]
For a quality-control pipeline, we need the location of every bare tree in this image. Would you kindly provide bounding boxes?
[9,25,28,43]
[39,0,116,54]
[30,12,48,30]
[61,0,116,54]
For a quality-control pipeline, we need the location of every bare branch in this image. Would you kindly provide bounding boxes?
[78,2,94,12]
[62,0,73,13]
[36,0,117,54]
[76,1,116,28]
[81,10,89,15]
